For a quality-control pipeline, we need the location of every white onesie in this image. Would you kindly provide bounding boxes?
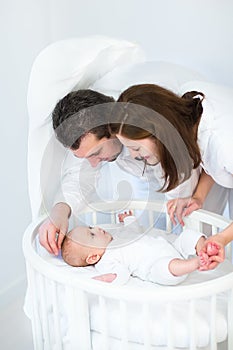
[95,217,204,286]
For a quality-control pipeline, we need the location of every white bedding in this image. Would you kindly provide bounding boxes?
[89,286,228,348]
[33,226,233,349]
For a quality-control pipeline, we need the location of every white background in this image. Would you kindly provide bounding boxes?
[1,0,233,307]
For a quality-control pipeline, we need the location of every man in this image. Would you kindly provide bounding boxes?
[39,89,201,255]
[28,36,150,255]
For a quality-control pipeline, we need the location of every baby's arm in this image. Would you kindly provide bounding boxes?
[169,257,200,276]
[169,241,222,276]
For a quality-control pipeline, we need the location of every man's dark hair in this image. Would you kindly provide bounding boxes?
[52,89,115,149]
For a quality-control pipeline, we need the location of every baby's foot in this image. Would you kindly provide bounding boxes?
[198,251,210,271]
[206,242,220,256]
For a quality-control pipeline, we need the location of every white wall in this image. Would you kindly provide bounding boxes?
[49,0,233,87]
[0,0,51,306]
[1,0,233,307]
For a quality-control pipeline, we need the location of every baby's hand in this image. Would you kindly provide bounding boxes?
[92,273,117,283]
[118,210,133,223]
[198,251,211,271]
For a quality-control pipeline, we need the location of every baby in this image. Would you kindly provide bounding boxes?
[61,212,221,285]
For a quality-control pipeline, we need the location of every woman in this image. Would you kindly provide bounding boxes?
[112,83,203,192]
[110,83,233,257]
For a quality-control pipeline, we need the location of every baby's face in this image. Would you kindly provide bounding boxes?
[70,226,113,249]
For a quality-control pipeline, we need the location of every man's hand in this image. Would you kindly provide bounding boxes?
[38,203,70,255]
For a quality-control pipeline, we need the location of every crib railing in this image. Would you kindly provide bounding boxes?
[23,200,233,350]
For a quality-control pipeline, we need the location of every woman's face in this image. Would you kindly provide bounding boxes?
[116,134,159,166]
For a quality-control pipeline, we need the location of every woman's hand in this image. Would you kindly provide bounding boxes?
[167,171,215,226]
[198,237,225,270]
[200,223,233,269]
[167,196,203,226]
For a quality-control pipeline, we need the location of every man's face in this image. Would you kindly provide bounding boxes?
[71,133,123,167]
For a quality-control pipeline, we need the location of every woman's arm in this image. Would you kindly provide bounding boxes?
[199,222,233,269]
[190,170,215,209]
[208,222,233,247]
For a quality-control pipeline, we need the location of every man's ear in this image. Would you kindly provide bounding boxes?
[86,253,101,265]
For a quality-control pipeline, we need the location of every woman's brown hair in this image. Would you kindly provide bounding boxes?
[110,84,204,192]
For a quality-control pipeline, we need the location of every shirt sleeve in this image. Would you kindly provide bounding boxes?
[123,216,142,233]
[149,256,188,286]
[173,229,206,259]
[53,155,100,214]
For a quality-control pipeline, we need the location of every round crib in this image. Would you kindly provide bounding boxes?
[23,200,233,350]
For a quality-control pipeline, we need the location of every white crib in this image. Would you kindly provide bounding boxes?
[23,200,233,350]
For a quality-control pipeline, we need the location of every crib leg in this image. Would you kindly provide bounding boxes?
[65,287,92,350]
[26,264,44,350]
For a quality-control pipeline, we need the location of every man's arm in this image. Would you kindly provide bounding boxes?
[39,155,101,254]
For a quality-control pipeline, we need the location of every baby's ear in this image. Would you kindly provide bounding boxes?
[86,253,101,265]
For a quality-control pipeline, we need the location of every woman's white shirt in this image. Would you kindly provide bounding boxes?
[180,81,233,189]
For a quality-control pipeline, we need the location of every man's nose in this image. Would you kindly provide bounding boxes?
[87,157,102,167]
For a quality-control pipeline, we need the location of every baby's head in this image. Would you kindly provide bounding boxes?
[61,225,112,267]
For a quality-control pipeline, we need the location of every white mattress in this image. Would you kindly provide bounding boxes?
[90,332,227,350]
